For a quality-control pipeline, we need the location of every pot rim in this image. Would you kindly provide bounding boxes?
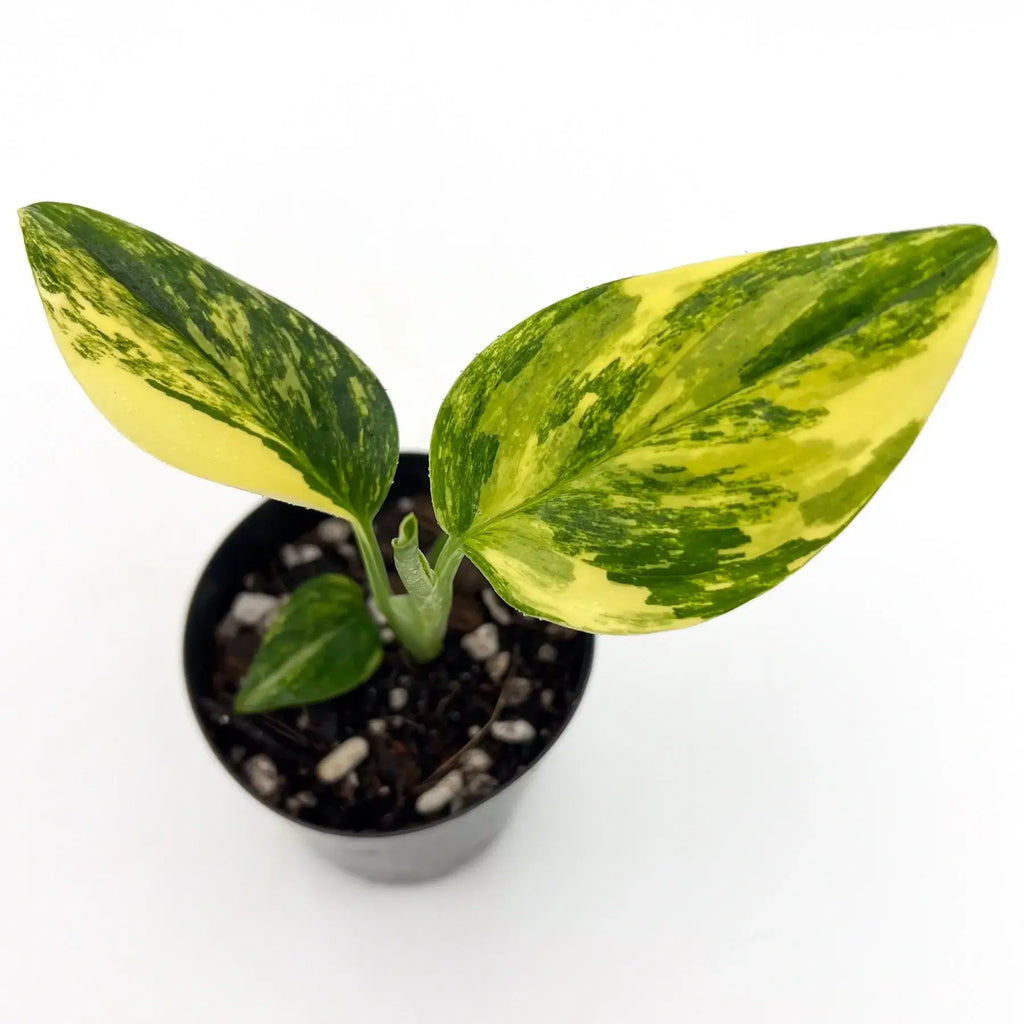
[182,457,595,842]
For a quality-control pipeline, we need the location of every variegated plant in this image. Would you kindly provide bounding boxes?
[20,203,997,711]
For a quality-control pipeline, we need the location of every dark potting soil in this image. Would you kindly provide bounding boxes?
[194,492,589,832]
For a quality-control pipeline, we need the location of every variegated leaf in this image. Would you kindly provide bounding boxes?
[235,575,382,712]
[431,226,997,633]
[20,203,397,520]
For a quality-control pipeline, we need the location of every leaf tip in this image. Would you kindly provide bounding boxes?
[955,222,997,257]
[392,511,419,551]
[18,201,61,228]
[17,203,44,237]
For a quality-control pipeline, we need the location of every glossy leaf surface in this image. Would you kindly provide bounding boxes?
[432,226,997,632]
[235,574,382,712]
[21,203,398,520]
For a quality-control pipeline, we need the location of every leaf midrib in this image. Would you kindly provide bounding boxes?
[242,630,337,705]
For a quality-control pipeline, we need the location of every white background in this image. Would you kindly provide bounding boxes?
[1,2,1021,1021]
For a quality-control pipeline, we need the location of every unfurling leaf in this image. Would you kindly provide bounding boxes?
[234,575,382,712]
[431,226,997,633]
[20,203,398,520]
[391,512,436,599]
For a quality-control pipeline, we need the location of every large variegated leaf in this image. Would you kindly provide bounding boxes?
[20,203,397,520]
[235,575,382,712]
[431,226,997,633]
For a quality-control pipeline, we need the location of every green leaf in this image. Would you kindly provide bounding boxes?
[20,202,398,520]
[431,226,997,633]
[234,575,383,713]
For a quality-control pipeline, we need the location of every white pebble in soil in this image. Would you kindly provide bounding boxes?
[461,622,500,661]
[367,717,388,737]
[491,719,537,744]
[415,770,464,816]
[315,736,370,783]
[460,747,493,774]
[380,627,395,644]
[481,589,513,626]
[540,689,555,709]
[485,650,511,682]
[228,592,279,628]
[280,542,322,568]
[259,603,285,633]
[341,771,360,801]
[244,754,281,798]
[536,643,558,664]
[214,618,238,642]
[285,790,317,814]
[315,517,352,546]
[466,773,498,798]
[503,676,533,706]
[388,687,409,712]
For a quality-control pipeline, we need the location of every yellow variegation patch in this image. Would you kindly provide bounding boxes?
[431,226,997,632]
[20,203,398,520]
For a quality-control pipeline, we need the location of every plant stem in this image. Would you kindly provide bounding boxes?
[351,515,464,663]
[351,516,397,616]
[431,534,464,593]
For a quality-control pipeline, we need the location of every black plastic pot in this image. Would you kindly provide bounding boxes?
[183,453,595,883]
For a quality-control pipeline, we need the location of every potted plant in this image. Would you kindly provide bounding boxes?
[19,203,997,882]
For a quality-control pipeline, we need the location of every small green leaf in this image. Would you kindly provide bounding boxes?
[234,575,383,713]
[431,226,997,633]
[20,202,398,520]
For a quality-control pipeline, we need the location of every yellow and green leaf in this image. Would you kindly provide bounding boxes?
[235,575,382,712]
[20,203,398,521]
[431,226,997,633]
